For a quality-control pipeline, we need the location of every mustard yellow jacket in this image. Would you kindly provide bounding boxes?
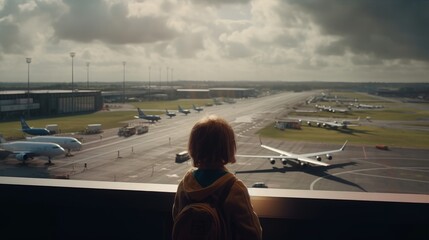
[173,169,262,240]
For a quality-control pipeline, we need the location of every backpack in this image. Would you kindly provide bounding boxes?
[172,177,236,240]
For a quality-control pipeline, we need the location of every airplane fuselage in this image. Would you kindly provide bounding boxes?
[26,136,82,151]
[1,141,65,161]
[23,128,51,136]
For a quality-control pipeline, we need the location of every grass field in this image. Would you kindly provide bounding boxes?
[0,111,138,140]
[292,92,429,121]
[130,99,213,109]
[258,123,429,149]
[278,92,429,148]
[0,99,213,140]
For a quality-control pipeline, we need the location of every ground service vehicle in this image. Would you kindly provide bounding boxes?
[175,151,190,163]
[85,124,102,134]
[136,126,149,135]
[118,126,136,137]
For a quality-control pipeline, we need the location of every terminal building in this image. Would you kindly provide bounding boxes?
[176,88,256,99]
[0,90,103,121]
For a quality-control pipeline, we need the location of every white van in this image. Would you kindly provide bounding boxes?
[175,151,190,163]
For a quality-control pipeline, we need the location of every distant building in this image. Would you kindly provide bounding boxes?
[0,90,103,120]
[176,88,256,99]
[274,120,301,130]
[176,89,210,99]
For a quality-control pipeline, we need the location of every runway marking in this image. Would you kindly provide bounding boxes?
[166,174,179,178]
[351,172,429,184]
[310,165,429,191]
[362,146,367,159]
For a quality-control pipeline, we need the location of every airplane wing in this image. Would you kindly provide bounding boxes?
[260,145,330,166]
[323,122,343,128]
[299,140,348,158]
[10,150,38,158]
[236,153,329,166]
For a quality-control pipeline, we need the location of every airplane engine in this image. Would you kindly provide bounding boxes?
[316,122,321,127]
[16,153,29,161]
[326,154,332,160]
[316,156,322,161]
[281,159,287,165]
[269,158,276,165]
[307,121,311,126]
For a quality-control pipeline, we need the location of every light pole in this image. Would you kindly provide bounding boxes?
[148,66,151,101]
[26,57,31,117]
[86,62,90,89]
[70,52,75,112]
[166,66,169,88]
[122,61,126,103]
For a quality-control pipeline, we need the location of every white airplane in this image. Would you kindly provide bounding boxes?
[315,105,349,113]
[237,140,348,167]
[26,136,82,156]
[0,135,65,164]
[354,103,383,109]
[299,117,360,129]
[192,104,204,112]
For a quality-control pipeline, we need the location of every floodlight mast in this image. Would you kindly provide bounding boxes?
[26,57,32,117]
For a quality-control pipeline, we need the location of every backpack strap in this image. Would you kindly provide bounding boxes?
[216,176,236,207]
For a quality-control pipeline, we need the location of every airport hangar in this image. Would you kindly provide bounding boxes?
[176,87,257,99]
[102,87,257,102]
[0,87,254,120]
[0,90,103,121]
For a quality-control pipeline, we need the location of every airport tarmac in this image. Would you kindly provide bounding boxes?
[1,91,428,195]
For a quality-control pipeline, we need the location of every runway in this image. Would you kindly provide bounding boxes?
[1,91,428,195]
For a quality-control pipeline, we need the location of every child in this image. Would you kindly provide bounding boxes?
[173,115,262,239]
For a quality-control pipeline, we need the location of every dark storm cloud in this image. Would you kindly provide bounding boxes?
[189,0,250,6]
[286,0,429,62]
[0,0,63,55]
[53,0,177,44]
[0,19,28,54]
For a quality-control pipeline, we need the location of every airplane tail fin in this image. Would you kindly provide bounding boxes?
[178,105,183,111]
[20,116,30,130]
[340,140,348,151]
[0,134,6,143]
[137,108,145,116]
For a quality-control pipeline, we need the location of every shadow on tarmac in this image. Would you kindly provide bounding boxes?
[235,162,366,192]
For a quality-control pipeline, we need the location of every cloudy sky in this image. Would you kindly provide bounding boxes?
[0,0,428,83]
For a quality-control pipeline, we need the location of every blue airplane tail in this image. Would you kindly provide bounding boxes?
[20,116,30,130]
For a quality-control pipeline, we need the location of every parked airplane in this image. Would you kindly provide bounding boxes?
[165,109,176,118]
[354,103,383,109]
[237,140,348,167]
[315,105,349,113]
[20,116,51,136]
[192,104,204,112]
[178,105,191,115]
[135,108,161,122]
[26,136,82,156]
[0,135,65,164]
[299,117,360,129]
